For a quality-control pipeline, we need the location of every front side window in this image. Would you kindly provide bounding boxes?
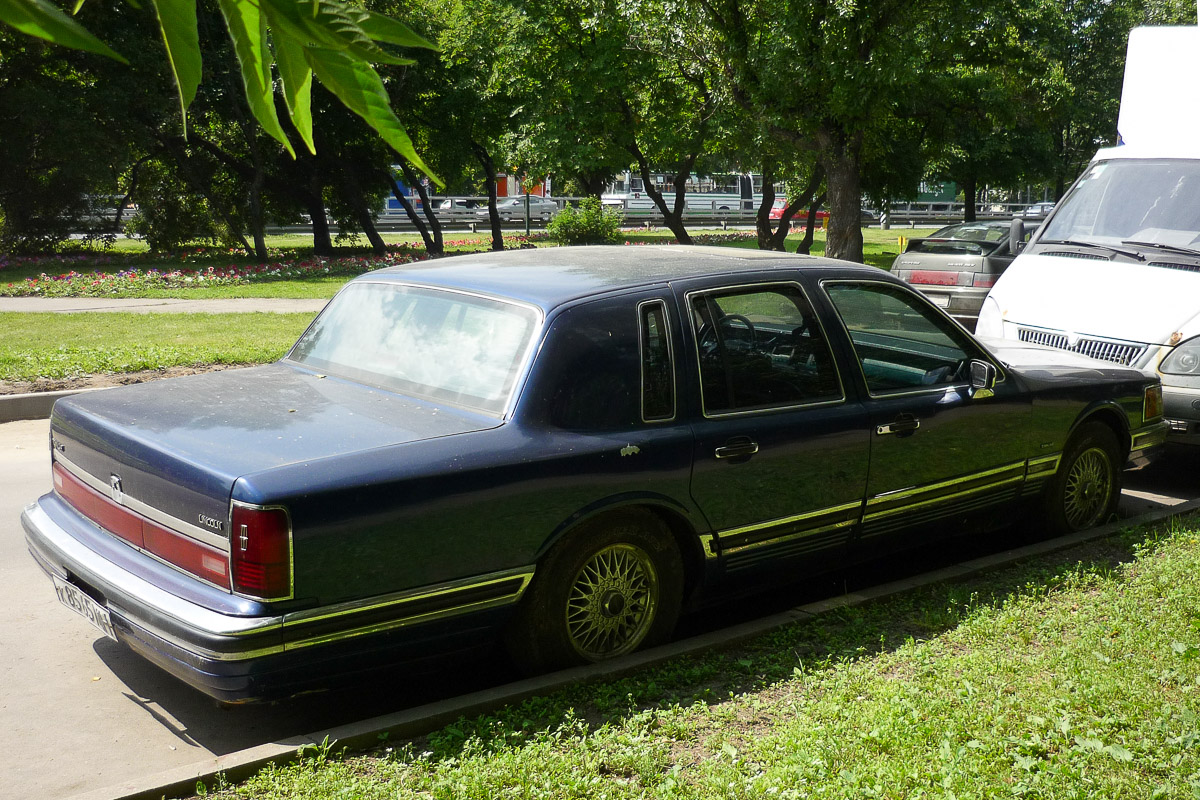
[689,284,842,414]
[288,282,539,416]
[824,282,975,395]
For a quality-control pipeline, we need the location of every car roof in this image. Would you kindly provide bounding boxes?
[358,245,885,311]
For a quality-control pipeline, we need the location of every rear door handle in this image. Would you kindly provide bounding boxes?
[714,437,759,460]
[876,414,920,436]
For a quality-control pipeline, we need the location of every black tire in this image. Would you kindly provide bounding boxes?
[1043,421,1122,534]
[505,509,683,674]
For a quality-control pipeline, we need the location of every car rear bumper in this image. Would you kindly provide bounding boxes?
[1163,384,1200,447]
[1128,420,1170,468]
[23,494,533,703]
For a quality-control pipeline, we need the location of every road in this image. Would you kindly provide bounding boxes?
[0,418,1193,800]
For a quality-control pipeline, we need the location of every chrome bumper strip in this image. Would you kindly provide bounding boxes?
[24,500,533,663]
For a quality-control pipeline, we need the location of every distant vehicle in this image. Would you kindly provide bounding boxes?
[602,171,779,215]
[767,199,829,224]
[889,221,1021,330]
[1020,201,1056,219]
[477,196,560,222]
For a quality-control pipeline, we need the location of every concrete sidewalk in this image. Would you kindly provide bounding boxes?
[0,297,328,314]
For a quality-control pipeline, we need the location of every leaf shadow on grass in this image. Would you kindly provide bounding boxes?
[400,517,1185,766]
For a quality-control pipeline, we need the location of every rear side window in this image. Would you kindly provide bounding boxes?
[639,301,675,421]
[688,284,842,415]
[540,303,641,430]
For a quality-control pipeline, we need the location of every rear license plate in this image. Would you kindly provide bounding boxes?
[52,575,118,642]
[929,294,951,307]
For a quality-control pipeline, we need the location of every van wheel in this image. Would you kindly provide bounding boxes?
[505,510,682,673]
[1043,421,1121,534]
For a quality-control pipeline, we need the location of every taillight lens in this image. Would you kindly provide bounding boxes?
[1144,384,1163,422]
[230,503,292,601]
[972,273,998,287]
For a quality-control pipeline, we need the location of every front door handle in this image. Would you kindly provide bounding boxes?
[714,437,759,460]
[876,414,920,436]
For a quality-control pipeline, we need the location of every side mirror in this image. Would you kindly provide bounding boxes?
[1008,218,1026,255]
[970,359,997,399]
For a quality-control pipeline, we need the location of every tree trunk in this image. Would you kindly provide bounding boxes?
[761,167,823,252]
[755,162,777,250]
[633,153,694,244]
[474,144,504,251]
[306,177,334,256]
[819,130,864,263]
[795,192,825,255]
[961,174,977,223]
[398,161,443,255]
[112,157,148,234]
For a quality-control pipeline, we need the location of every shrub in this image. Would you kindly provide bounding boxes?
[546,198,622,245]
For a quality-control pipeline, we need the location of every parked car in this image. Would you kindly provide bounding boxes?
[476,195,560,222]
[24,246,1166,703]
[889,220,1021,330]
[1021,201,1056,219]
[767,198,829,224]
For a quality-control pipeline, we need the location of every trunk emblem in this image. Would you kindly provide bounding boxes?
[109,474,125,505]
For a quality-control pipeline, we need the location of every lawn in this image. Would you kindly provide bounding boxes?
[0,227,933,382]
[191,514,1200,799]
[0,227,932,300]
[0,312,314,382]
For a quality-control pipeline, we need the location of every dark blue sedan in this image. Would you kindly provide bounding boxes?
[23,246,1167,702]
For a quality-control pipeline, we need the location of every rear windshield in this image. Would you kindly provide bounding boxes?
[287,282,540,416]
[909,224,1007,256]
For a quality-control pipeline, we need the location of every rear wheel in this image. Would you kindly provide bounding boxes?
[505,510,683,673]
[1043,421,1121,533]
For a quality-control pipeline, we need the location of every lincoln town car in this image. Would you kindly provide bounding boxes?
[23,246,1167,702]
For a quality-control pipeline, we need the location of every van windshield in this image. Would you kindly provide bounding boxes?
[1041,158,1200,249]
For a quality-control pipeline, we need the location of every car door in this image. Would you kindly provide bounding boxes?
[818,279,1033,554]
[682,280,871,579]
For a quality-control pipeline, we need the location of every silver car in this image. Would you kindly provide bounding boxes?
[476,196,560,222]
[889,220,1017,331]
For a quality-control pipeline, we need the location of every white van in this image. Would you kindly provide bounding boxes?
[976,26,1200,448]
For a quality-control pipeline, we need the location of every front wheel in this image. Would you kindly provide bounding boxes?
[505,510,683,673]
[1043,421,1122,534]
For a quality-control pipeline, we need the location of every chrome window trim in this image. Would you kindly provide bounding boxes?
[685,281,848,419]
[228,500,295,603]
[636,298,678,423]
[820,278,1008,400]
[284,280,546,421]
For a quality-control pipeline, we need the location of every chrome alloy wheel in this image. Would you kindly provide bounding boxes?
[1063,446,1113,529]
[565,543,660,660]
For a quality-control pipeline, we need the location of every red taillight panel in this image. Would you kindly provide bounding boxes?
[907,270,962,286]
[52,462,230,589]
[230,504,293,601]
[972,273,998,288]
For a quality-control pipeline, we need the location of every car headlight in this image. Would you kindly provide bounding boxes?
[1160,336,1200,375]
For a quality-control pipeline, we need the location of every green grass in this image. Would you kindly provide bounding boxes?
[194,515,1200,799]
[0,312,314,381]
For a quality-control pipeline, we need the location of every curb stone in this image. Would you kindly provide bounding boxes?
[68,497,1200,800]
[0,388,106,423]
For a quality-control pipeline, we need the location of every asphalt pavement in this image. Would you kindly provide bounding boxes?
[1,412,1196,800]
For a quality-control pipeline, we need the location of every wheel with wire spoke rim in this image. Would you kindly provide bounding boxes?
[1044,422,1121,534]
[505,510,683,673]
[565,543,659,660]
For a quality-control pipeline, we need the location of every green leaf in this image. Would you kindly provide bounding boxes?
[149,0,201,130]
[273,34,315,155]
[356,11,434,50]
[305,46,441,185]
[0,0,126,62]
[217,0,294,157]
